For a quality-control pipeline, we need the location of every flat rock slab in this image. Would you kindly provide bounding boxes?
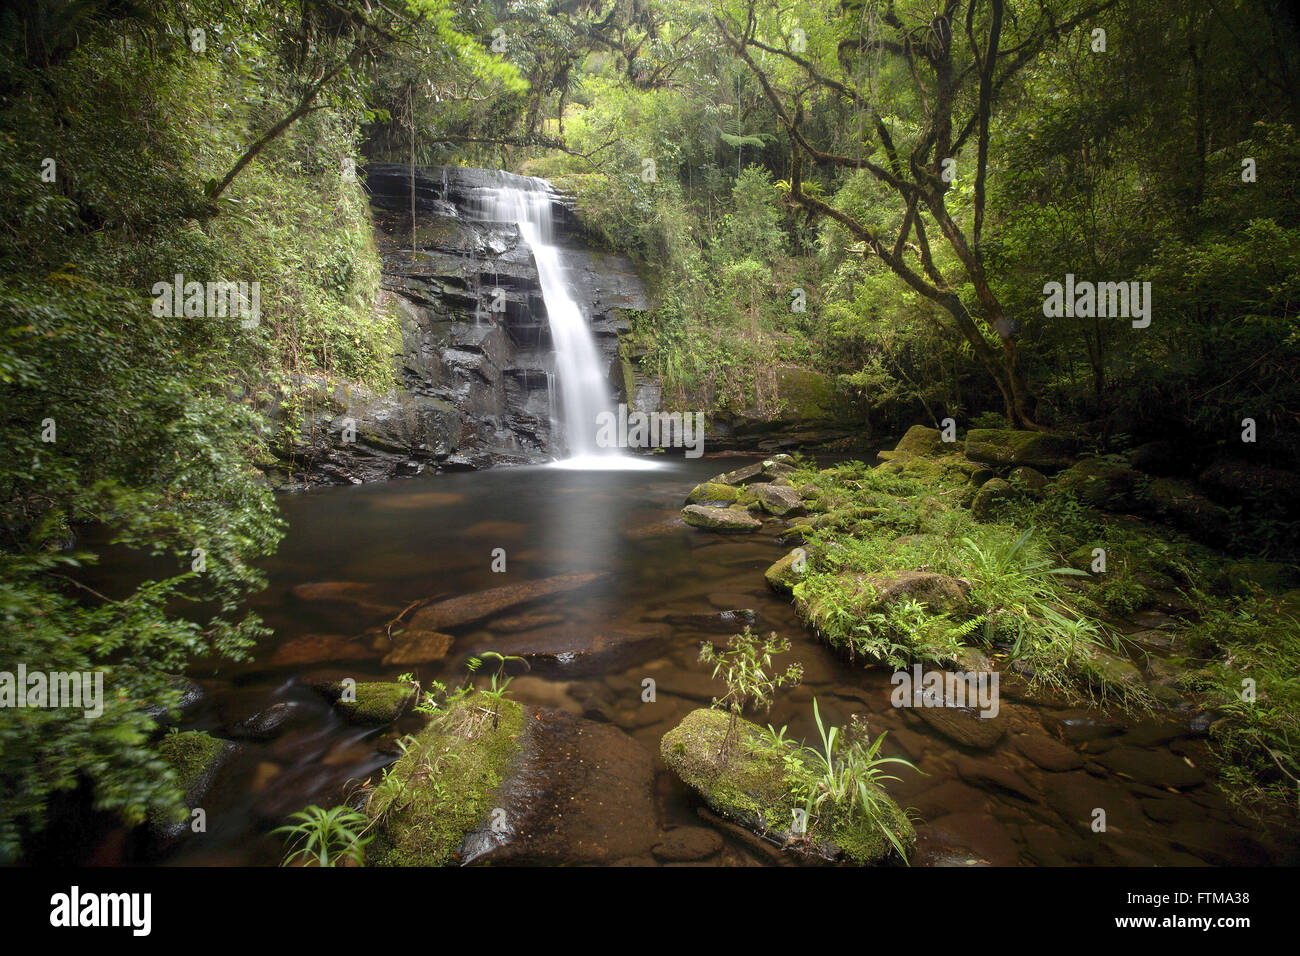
[1096,746,1204,789]
[914,702,1006,749]
[462,708,658,864]
[652,826,725,862]
[681,504,763,532]
[485,623,667,674]
[382,629,454,666]
[1011,733,1085,772]
[266,632,372,667]
[407,572,608,631]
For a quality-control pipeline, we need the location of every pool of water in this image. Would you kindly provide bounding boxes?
[79,454,1294,866]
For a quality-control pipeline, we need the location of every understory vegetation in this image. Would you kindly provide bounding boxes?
[780,437,1300,813]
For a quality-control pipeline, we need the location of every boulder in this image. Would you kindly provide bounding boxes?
[1198,459,1300,517]
[964,428,1077,472]
[660,708,914,864]
[749,482,806,517]
[1008,466,1048,493]
[685,481,741,504]
[458,708,660,865]
[1143,478,1230,544]
[1056,458,1146,511]
[681,504,763,533]
[765,548,809,594]
[971,477,1016,520]
[367,697,526,866]
[1012,733,1085,772]
[889,424,944,458]
[318,681,416,725]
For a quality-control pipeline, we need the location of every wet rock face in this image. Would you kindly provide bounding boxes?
[272,164,647,487]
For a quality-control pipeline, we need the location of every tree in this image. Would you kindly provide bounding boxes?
[716,0,1116,427]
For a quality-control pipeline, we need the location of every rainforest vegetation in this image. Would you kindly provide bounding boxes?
[1,0,1298,866]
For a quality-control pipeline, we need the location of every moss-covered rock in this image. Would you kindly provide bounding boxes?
[765,548,809,594]
[971,477,1016,521]
[660,708,914,865]
[964,428,1078,472]
[681,504,763,532]
[1223,559,1300,594]
[1142,478,1230,544]
[156,730,226,796]
[889,424,944,458]
[367,697,525,866]
[1009,466,1048,493]
[750,482,807,517]
[323,681,416,725]
[1056,458,1146,510]
[686,481,741,504]
[799,571,970,627]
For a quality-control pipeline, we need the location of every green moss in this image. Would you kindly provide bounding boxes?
[660,709,913,865]
[964,428,1077,471]
[156,731,224,795]
[367,697,525,866]
[334,682,416,725]
[686,481,740,504]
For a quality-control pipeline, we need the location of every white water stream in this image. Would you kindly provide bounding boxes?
[479,174,655,470]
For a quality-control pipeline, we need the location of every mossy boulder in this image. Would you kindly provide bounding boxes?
[156,730,227,797]
[151,730,235,834]
[686,481,741,504]
[367,698,525,866]
[1008,466,1048,493]
[765,547,810,594]
[964,428,1078,472]
[321,681,416,725]
[750,482,806,517]
[798,572,970,632]
[1143,478,1231,544]
[971,477,1016,521]
[681,503,764,532]
[660,708,914,865]
[888,424,944,458]
[1056,458,1146,510]
[1222,559,1300,594]
[711,454,798,487]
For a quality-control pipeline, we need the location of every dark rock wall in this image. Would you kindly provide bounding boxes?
[268,164,648,488]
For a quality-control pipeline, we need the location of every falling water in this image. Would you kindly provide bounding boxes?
[478,174,654,469]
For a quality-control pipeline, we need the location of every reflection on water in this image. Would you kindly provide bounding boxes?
[81,455,1292,866]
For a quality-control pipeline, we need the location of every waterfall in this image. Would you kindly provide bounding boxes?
[477,173,655,469]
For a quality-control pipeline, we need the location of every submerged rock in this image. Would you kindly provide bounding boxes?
[681,504,763,533]
[660,708,914,865]
[381,629,454,666]
[407,572,607,631]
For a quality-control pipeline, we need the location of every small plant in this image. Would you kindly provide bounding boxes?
[274,804,372,867]
[466,651,527,728]
[700,627,803,760]
[796,698,918,863]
